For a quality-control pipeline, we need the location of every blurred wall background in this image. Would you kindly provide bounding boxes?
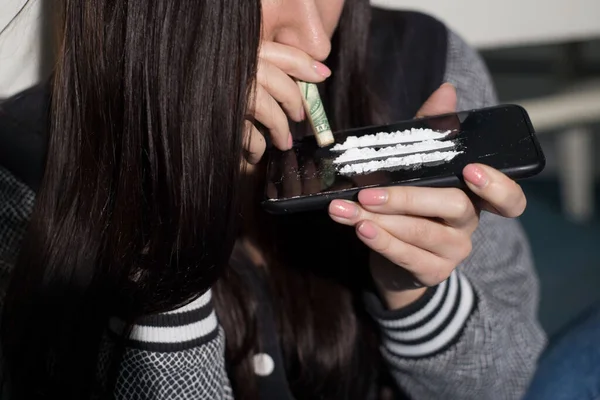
[372,0,600,49]
[0,0,41,98]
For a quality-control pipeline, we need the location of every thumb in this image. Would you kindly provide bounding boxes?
[416,83,457,118]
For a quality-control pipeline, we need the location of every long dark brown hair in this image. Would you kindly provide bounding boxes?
[2,0,391,399]
[1,0,260,398]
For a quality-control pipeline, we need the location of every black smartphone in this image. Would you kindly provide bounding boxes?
[262,104,545,215]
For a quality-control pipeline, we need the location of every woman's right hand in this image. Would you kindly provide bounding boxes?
[244,42,332,164]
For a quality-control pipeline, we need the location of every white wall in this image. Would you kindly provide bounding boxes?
[0,0,41,98]
[371,0,600,49]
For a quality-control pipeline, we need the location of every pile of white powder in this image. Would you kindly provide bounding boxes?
[333,139,455,164]
[338,151,461,174]
[331,128,461,175]
[331,128,451,151]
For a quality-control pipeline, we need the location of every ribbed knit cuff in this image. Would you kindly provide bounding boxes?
[109,289,218,352]
[365,270,476,358]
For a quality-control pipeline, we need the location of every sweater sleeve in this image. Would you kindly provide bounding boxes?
[103,289,234,400]
[0,166,232,399]
[0,166,35,306]
[365,30,547,400]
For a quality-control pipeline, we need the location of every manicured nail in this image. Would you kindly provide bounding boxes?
[329,200,357,219]
[359,189,388,206]
[464,165,488,188]
[313,61,332,78]
[288,133,293,149]
[357,221,378,240]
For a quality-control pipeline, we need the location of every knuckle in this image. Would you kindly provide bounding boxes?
[372,230,392,254]
[284,52,308,77]
[408,220,430,243]
[457,236,473,261]
[253,87,268,115]
[420,266,450,287]
[258,41,273,57]
[394,188,413,211]
[260,75,274,93]
[451,191,472,219]
[281,92,304,115]
[429,261,453,286]
[256,59,268,76]
[246,128,265,151]
[246,90,258,114]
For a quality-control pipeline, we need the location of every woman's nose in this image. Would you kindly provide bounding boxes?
[264,0,332,61]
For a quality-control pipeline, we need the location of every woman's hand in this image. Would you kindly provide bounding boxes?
[244,42,332,164]
[328,83,528,309]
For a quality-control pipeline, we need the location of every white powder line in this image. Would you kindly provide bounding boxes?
[338,150,462,175]
[333,139,456,164]
[331,128,451,151]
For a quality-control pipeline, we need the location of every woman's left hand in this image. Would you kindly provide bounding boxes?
[328,84,527,309]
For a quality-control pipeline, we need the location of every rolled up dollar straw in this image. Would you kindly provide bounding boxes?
[297,81,334,147]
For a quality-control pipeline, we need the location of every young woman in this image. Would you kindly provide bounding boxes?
[0,0,545,399]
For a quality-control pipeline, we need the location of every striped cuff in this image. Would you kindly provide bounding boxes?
[109,289,219,352]
[366,270,476,358]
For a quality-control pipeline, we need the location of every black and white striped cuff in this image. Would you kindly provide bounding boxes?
[109,289,218,352]
[366,270,476,358]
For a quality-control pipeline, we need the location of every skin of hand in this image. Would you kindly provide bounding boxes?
[243,0,345,165]
[328,83,528,310]
[243,42,332,164]
[248,2,527,312]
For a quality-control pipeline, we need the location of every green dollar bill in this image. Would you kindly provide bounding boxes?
[298,81,334,146]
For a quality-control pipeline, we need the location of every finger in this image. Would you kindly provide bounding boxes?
[372,214,472,262]
[301,159,321,195]
[251,85,292,150]
[356,187,478,230]
[243,121,266,164]
[463,163,527,218]
[257,60,305,122]
[260,42,331,82]
[282,150,302,198]
[266,181,278,199]
[329,201,472,261]
[355,220,454,287]
[415,83,457,118]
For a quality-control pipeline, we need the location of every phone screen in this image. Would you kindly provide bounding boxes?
[264,105,544,207]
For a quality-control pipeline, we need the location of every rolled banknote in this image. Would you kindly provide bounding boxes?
[297,81,334,147]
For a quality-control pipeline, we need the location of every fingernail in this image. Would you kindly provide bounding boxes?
[329,200,358,219]
[359,189,388,206]
[288,133,293,149]
[465,165,488,188]
[313,61,332,78]
[357,221,378,240]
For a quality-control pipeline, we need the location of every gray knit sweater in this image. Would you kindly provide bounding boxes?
[0,10,546,400]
